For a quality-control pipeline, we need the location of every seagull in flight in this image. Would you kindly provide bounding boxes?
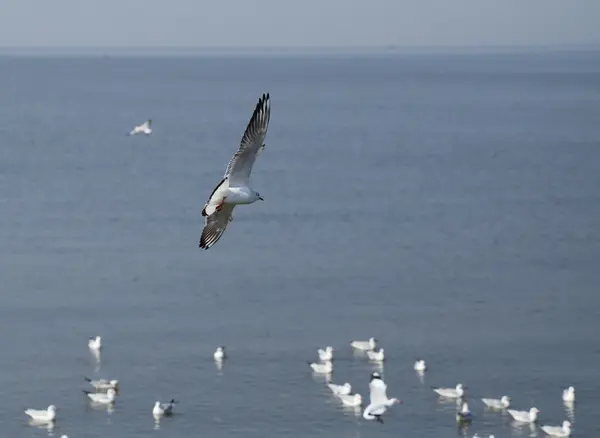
[199,93,271,250]
[129,119,152,136]
[363,372,401,423]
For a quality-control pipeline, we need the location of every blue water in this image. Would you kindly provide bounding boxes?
[0,50,599,438]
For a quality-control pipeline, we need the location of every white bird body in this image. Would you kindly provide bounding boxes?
[362,372,401,423]
[129,119,152,135]
[339,393,362,407]
[199,93,271,250]
[213,346,226,360]
[414,359,427,372]
[309,361,332,374]
[433,383,465,398]
[84,388,116,405]
[541,421,571,437]
[367,348,385,361]
[318,346,334,361]
[508,407,540,423]
[482,395,510,409]
[153,399,177,416]
[85,377,118,391]
[25,405,56,423]
[88,336,102,350]
[351,337,377,351]
[328,381,352,396]
[562,386,575,402]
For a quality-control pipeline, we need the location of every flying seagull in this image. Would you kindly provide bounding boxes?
[199,93,271,250]
[129,119,152,136]
[362,372,401,423]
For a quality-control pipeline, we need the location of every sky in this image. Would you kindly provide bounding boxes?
[0,0,599,48]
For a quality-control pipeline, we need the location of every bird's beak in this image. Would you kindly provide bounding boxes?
[258,196,264,201]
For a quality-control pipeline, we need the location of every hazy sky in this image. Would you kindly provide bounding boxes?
[0,0,599,48]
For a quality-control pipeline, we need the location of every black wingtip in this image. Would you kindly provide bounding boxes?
[84,376,91,382]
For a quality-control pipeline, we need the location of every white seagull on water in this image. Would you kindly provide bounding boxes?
[153,399,178,416]
[318,346,334,361]
[213,346,226,361]
[339,393,362,407]
[432,383,466,398]
[351,337,377,351]
[308,360,332,374]
[83,388,117,405]
[367,348,385,361]
[199,93,271,250]
[88,336,102,351]
[482,395,510,409]
[362,372,401,423]
[24,405,56,424]
[414,359,427,372]
[507,407,540,423]
[84,377,118,391]
[129,119,152,136]
[562,386,575,402]
[541,420,572,437]
[327,381,352,396]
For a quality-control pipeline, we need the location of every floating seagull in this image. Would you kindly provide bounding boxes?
[339,393,362,407]
[129,119,152,136]
[457,402,473,425]
[318,346,334,361]
[541,420,572,437]
[83,388,116,405]
[213,346,226,361]
[24,405,56,423]
[153,399,178,416]
[362,372,401,423]
[308,360,332,374]
[473,435,495,438]
[327,381,352,396]
[562,386,575,402]
[199,93,271,250]
[88,336,102,351]
[482,395,510,409]
[507,407,540,423]
[414,359,427,372]
[433,383,466,398]
[351,337,377,351]
[367,348,385,361]
[84,377,118,391]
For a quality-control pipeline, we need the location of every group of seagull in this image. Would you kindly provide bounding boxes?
[125,93,271,251]
[433,382,574,437]
[308,337,410,424]
[430,382,575,437]
[23,335,178,435]
[307,336,575,437]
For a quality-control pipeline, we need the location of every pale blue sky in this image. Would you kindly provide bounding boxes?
[0,0,598,48]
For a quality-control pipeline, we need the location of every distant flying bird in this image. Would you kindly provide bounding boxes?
[199,93,271,250]
[129,119,152,136]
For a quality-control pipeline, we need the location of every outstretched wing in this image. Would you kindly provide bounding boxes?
[369,379,388,407]
[224,93,271,187]
[199,204,235,250]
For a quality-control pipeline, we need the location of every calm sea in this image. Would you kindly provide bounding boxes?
[0,50,599,438]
